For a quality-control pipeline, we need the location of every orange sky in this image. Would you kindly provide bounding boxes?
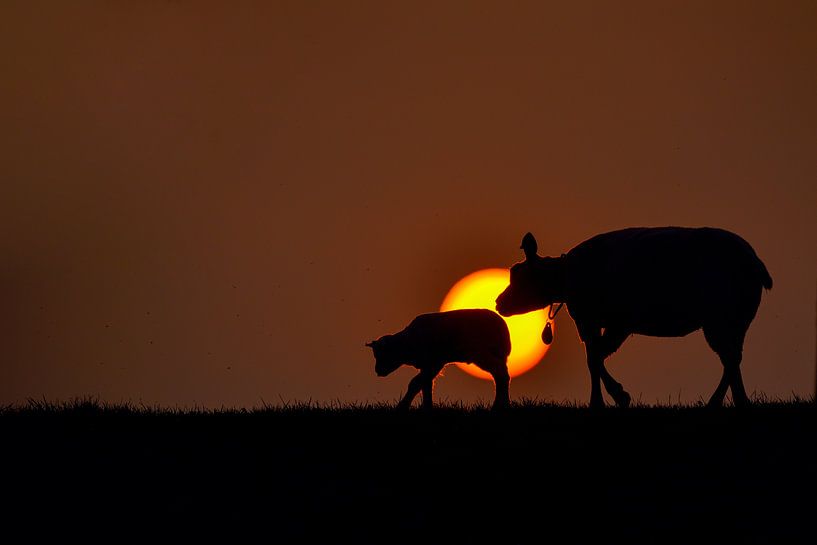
[1,1,815,407]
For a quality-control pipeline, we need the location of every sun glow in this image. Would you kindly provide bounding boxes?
[440,268,551,380]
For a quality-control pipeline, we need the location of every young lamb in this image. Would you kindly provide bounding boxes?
[366,308,512,410]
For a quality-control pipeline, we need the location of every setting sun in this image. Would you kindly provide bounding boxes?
[441,269,550,380]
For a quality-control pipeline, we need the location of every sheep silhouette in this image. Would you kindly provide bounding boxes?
[367,309,511,410]
[496,227,772,408]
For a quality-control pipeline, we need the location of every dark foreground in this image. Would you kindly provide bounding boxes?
[1,400,815,544]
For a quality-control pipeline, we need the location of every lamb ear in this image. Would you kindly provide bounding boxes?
[520,232,538,260]
[365,341,375,348]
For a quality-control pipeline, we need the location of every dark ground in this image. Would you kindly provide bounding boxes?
[0,399,814,544]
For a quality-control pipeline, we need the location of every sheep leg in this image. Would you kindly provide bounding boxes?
[707,370,730,407]
[396,372,425,410]
[576,326,604,409]
[420,364,445,409]
[729,362,750,407]
[589,364,604,408]
[579,326,605,408]
[421,377,434,409]
[586,348,605,409]
[704,324,750,408]
[600,367,630,408]
[720,351,749,407]
[598,328,631,408]
[475,356,511,410]
[490,366,511,410]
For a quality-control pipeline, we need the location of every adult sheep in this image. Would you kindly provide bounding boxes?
[495,227,772,408]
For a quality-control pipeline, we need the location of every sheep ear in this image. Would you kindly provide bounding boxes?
[520,232,538,260]
[365,341,375,348]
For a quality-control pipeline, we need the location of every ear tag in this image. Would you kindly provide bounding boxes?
[542,322,554,345]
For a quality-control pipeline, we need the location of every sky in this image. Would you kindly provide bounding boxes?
[1,1,815,407]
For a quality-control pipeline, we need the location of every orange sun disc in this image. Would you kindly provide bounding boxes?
[440,268,551,380]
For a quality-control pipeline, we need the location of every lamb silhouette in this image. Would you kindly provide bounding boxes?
[496,227,772,408]
[367,309,511,410]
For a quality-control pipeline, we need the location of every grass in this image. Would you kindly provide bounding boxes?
[0,397,814,543]
[5,392,813,414]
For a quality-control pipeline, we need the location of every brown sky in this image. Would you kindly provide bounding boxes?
[1,1,815,407]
